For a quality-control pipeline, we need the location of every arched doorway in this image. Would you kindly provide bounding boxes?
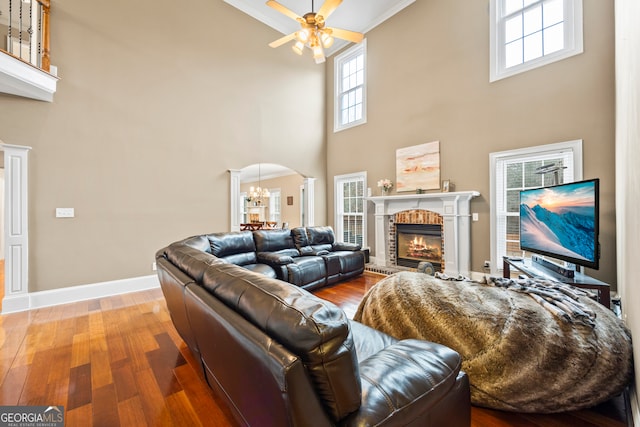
[229,164,315,231]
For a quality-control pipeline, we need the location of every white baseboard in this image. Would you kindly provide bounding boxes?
[2,275,160,314]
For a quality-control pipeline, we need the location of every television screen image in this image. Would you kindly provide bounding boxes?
[519,179,599,270]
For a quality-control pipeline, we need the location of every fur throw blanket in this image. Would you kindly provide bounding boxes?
[353,272,633,413]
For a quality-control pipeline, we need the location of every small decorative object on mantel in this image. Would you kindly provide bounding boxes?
[377,178,393,196]
[442,180,450,192]
[416,188,424,194]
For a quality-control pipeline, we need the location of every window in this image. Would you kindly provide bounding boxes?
[334,40,367,132]
[269,189,281,223]
[490,0,583,81]
[334,172,367,247]
[489,140,582,271]
[240,191,248,223]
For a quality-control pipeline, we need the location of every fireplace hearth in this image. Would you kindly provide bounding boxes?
[396,223,443,269]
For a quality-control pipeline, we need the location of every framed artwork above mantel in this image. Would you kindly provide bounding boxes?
[396,141,441,192]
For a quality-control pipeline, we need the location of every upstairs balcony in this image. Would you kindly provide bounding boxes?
[0,0,58,102]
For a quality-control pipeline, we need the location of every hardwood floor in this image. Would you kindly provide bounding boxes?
[0,272,628,426]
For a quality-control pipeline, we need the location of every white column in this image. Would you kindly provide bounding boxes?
[303,178,315,226]
[1,143,31,313]
[229,169,241,231]
[373,202,387,265]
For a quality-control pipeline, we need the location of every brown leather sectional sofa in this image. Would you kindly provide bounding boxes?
[155,228,471,426]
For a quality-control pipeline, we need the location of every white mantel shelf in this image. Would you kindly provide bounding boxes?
[366,191,480,209]
[366,190,481,276]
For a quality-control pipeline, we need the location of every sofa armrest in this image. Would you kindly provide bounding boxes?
[343,340,468,427]
[257,252,295,265]
[333,242,361,251]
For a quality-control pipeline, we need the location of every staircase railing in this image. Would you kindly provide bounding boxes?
[0,0,51,73]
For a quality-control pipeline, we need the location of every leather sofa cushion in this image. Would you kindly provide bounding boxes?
[244,263,277,278]
[306,226,336,245]
[200,263,361,422]
[208,231,258,265]
[344,340,464,426]
[332,251,365,274]
[179,235,212,253]
[164,243,225,282]
[287,257,327,289]
[253,229,297,253]
[292,227,334,255]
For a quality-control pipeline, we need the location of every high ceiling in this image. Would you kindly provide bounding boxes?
[223,0,416,56]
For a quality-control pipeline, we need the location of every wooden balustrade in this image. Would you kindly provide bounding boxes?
[1,0,51,73]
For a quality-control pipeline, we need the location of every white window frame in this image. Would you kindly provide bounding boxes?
[490,0,583,82]
[334,171,367,248]
[334,40,367,132]
[268,188,281,223]
[489,140,583,273]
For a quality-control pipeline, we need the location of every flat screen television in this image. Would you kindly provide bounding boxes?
[519,178,600,270]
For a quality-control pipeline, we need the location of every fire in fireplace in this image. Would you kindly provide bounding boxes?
[396,223,443,269]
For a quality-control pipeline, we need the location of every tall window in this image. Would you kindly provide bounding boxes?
[334,172,366,247]
[334,40,367,132]
[490,0,583,81]
[490,140,582,271]
[269,189,281,223]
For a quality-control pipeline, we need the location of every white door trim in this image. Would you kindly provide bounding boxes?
[1,142,31,313]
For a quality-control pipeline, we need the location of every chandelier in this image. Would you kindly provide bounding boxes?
[249,163,270,204]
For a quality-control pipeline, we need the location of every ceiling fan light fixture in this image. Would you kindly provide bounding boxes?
[267,0,363,64]
[296,29,310,43]
[292,40,305,55]
[312,43,325,63]
[320,30,334,48]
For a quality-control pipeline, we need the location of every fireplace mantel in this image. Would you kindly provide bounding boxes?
[366,191,480,275]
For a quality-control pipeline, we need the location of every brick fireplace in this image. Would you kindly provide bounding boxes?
[367,191,480,276]
[390,210,444,270]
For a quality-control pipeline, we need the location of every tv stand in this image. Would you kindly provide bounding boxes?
[502,256,610,308]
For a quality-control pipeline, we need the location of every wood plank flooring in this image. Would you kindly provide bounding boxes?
[0,272,629,426]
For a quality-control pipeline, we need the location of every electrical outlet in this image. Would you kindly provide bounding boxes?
[56,207,75,218]
[483,260,491,269]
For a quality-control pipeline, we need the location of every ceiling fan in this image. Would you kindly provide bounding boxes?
[266,0,364,64]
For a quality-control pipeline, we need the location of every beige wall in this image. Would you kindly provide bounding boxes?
[615,0,640,417]
[0,0,326,292]
[240,173,304,228]
[327,0,616,286]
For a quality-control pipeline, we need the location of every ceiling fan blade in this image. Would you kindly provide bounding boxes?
[317,0,342,21]
[268,32,297,48]
[266,0,304,23]
[329,27,364,43]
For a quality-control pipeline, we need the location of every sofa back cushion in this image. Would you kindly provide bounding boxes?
[207,231,258,266]
[253,229,299,257]
[201,263,361,422]
[179,235,212,253]
[293,226,335,255]
[164,241,225,282]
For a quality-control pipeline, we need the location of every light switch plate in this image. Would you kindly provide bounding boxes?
[56,208,75,218]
